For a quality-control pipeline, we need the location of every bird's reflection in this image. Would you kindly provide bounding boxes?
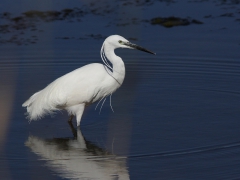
[25,122,130,180]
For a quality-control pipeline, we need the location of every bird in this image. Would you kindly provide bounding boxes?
[22,35,155,127]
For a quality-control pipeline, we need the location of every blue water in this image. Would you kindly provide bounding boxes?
[0,0,240,179]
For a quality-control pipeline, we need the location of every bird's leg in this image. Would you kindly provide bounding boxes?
[76,104,85,127]
[68,115,74,122]
[68,120,77,138]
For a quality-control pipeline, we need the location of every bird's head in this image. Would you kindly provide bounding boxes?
[104,35,156,55]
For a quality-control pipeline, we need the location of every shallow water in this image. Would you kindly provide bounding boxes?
[0,0,240,179]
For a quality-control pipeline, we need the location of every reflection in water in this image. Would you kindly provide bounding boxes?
[25,123,129,180]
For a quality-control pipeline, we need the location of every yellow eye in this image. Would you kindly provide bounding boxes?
[118,40,123,44]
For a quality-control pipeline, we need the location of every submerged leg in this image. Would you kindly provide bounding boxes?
[68,120,77,138]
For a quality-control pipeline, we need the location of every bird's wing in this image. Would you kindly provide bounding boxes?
[43,63,110,107]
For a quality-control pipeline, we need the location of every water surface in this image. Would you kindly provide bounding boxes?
[0,0,240,179]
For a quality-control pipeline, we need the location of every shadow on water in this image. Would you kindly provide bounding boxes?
[25,122,129,180]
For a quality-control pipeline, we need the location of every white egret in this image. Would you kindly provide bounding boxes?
[22,35,155,126]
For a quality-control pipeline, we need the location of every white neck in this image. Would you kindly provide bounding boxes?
[102,43,125,85]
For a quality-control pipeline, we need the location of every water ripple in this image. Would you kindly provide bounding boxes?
[127,141,240,159]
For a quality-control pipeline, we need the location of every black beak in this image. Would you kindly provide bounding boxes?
[124,42,156,55]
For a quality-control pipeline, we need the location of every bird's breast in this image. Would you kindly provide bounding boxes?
[90,76,120,104]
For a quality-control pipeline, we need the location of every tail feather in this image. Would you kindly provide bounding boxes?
[22,91,40,107]
[22,89,60,121]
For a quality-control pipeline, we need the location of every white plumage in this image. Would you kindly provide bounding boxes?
[23,35,155,126]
